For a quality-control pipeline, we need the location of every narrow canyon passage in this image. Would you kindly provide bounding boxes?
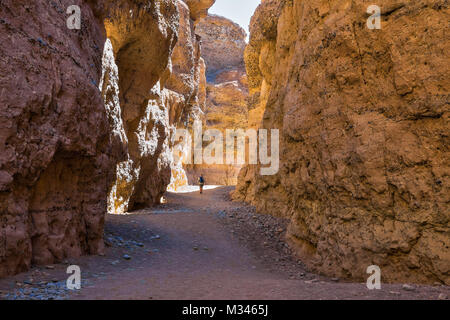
[1,188,448,300]
[0,0,448,303]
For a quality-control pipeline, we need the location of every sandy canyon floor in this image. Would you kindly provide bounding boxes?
[0,187,448,300]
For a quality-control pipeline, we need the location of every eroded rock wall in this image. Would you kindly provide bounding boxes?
[104,0,215,211]
[165,0,208,191]
[0,0,215,276]
[0,0,112,277]
[234,0,450,284]
[185,14,249,185]
[103,0,178,213]
[196,14,247,81]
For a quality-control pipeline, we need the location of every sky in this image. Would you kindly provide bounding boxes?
[209,0,260,38]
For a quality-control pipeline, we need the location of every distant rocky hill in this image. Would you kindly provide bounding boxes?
[184,14,249,185]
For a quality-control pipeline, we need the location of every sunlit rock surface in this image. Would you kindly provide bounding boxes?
[185,14,249,185]
[103,0,216,212]
[0,0,215,277]
[196,14,247,81]
[185,0,216,21]
[234,0,450,284]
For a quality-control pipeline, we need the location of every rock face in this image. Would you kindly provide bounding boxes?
[0,0,215,277]
[0,0,113,278]
[185,0,216,21]
[103,0,179,214]
[185,15,249,185]
[105,0,210,213]
[196,14,247,81]
[165,1,208,191]
[234,0,450,284]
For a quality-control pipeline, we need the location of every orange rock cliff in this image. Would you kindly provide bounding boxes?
[234,0,449,285]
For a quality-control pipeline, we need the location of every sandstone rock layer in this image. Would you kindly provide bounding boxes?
[0,0,215,277]
[0,0,111,277]
[234,0,450,284]
[185,14,249,185]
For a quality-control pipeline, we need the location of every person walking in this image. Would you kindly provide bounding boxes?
[198,175,205,194]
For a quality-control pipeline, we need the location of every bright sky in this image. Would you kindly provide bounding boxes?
[209,0,261,38]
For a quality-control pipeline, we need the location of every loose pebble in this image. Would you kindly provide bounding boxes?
[2,279,89,300]
[402,284,415,291]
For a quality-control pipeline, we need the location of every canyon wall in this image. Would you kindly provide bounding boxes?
[105,0,212,212]
[185,15,249,185]
[0,0,113,278]
[0,0,214,277]
[234,0,450,284]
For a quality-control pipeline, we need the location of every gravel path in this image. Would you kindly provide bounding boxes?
[0,187,448,300]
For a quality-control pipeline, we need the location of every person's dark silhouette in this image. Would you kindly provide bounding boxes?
[198,175,205,194]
